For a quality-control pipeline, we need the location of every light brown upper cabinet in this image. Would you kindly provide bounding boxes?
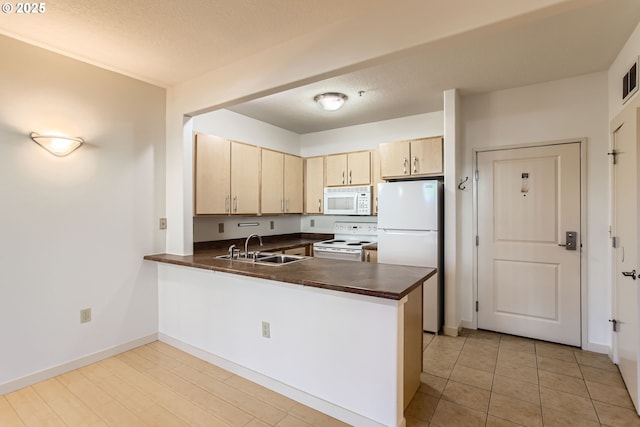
[326,151,371,186]
[194,133,230,215]
[379,137,443,179]
[304,156,324,214]
[261,149,302,214]
[371,149,383,215]
[194,132,259,215]
[283,154,303,213]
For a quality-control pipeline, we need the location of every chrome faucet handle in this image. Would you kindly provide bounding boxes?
[228,244,239,259]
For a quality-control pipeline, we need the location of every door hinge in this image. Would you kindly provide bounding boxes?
[609,319,618,332]
[476,235,479,246]
[475,301,479,312]
[474,170,479,181]
[612,236,618,248]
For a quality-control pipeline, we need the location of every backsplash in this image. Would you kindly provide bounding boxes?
[300,215,377,234]
[193,215,301,242]
[194,214,377,242]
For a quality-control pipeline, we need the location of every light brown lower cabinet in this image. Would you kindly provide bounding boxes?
[364,248,378,263]
[283,246,308,256]
[404,284,423,409]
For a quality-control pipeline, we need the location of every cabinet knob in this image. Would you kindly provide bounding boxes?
[403,158,408,175]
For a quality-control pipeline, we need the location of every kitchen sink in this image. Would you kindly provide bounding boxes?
[257,254,305,264]
[216,252,306,266]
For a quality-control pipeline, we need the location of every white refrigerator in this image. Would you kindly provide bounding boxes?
[377,180,443,333]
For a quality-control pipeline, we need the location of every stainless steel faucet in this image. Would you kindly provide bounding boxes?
[244,233,263,257]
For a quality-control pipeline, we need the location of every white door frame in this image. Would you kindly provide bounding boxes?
[472,139,588,348]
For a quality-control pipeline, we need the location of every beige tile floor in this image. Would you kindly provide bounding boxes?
[405,329,640,427]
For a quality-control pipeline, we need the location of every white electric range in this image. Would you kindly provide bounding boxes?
[313,222,378,262]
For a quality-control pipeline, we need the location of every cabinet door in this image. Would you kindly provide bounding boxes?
[261,149,284,214]
[304,156,324,214]
[411,137,443,176]
[284,154,303,213]
[231,142,259,214]
[283,246,307,256]
[347,151,371,185]
[194,133,230,215]
[326,153,347,186]
[380,140,411,178]
[371,149,383,215]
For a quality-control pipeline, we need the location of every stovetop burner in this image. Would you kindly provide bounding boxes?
[347,241,371,246]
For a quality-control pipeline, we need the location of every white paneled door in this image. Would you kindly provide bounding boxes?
[611,102,639,414]
[477,143,582,346]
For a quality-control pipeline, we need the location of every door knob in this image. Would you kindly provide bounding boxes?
[558,231,577,250]
[622,269,637,280]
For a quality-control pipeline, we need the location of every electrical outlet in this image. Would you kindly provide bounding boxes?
[261,321,270,338]
[80,308,92,323]
[159,218,167,230]
[310,219,315,227]
[270,221,274,230]
[218,223,224,233]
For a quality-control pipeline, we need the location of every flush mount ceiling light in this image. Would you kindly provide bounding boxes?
[30,132,84,157]
[314,92,348,111]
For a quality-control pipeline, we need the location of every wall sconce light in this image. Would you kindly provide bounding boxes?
[314,92,348,111]
[30,132,84,157]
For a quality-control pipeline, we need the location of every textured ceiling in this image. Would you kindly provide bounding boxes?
[0,0,373,86]
[229,0,640,133]
[1,0,639,133]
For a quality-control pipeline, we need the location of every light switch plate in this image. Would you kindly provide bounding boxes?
[261,321,270,338]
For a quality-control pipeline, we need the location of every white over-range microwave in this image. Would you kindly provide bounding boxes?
[323,185,372,215]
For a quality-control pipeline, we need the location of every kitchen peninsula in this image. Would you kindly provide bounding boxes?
[145,250,435,427]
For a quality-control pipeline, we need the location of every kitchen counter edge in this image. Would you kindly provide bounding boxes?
[144,253,434,301]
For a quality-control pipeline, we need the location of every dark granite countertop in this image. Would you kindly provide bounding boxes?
[144,250,434,300]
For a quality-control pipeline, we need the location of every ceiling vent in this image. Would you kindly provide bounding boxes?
[622,59,638,104]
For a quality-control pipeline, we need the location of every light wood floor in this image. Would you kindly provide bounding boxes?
[0,341,350,427]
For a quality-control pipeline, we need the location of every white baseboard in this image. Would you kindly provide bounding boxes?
[0,334,157,396]
[460,320,475,330]
[585,341,610,355]
[158,333,389,427]
[442,324,461,337]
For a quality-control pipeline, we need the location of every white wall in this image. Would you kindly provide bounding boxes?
[0,35,165,390]
[443,89,463,335]
[193,109,301,155]
[300,112,444,157]
[158,263,404,427]
[461,72,610,350]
